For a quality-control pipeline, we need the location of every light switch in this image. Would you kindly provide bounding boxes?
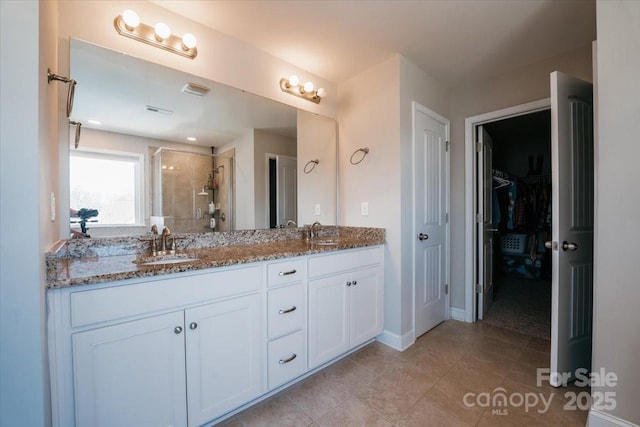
[314,204,321,216]
[361,202,369,216]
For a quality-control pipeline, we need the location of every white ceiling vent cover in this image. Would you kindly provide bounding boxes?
[182,83,211,97]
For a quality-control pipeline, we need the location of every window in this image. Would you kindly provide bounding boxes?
[70,149,144,226]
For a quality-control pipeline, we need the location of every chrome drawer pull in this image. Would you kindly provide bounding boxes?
[279,353,297,364]
[278,269,297,276]
[278,306,297,314]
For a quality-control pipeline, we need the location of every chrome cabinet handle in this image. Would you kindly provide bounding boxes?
[352,280,357,285]
[417,233,429,241]
[279,354,297,364]
[278,306,297,314]
[189,322,198,330]
[562,241,579,251]
[346,281,352,287]
[278,269,297,276]
[174,326,183,334]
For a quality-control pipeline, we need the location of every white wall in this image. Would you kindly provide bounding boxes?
[338,55,448,343]
[253,130,297,228]
[591,1,640,424]
[448,44,593,309]
[225,129,255,230]
[0,1,57,425]
[297,110,337,226]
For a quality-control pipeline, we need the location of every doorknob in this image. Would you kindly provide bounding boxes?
[417,233,429,241]
[545,241,558,250]
[562,241,579,251]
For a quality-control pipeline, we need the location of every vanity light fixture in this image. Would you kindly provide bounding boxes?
[187,137,197,142]
[114,10,198,59]
[279,75,326,104]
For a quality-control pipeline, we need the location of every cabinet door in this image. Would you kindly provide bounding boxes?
[185,294,263,426]
[308,273,350,369]
[350,266,384,347]
[73,311,187,427]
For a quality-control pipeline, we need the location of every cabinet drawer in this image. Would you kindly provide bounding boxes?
[308,246,383,278]
[268,284,305,339]
[70,265,261,328]
[268,330,306,389]
[266,258,306,287]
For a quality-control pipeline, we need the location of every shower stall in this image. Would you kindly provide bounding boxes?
[151,148,233,233]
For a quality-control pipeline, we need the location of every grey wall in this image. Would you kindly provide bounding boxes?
[0,1,57,425]
[591,1,640,424]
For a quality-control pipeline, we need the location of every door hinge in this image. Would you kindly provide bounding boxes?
[476,283,482,294]
[444,284,449,294]
[445,141,449,152]
[476,213,482,223]
[476,142,483,152]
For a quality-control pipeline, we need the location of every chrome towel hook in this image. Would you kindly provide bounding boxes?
[69,120,82,149]
[47,68,76,118]
[304,159,319,174]
[349,147,369,165]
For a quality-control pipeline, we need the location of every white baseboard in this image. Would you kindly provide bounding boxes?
[450,307,467,322]
[588,409,639,427]
[376,329,414,351]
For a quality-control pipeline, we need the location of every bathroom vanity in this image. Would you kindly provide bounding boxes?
[46,227,384,427]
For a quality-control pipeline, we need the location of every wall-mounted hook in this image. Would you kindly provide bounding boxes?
[304,159,319,174]
[47,68,76,118]
[350,147,369,165]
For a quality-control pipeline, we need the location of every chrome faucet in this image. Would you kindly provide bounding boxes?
[286,219,297,228]
[310,221,321,239]
[161,226,172,252]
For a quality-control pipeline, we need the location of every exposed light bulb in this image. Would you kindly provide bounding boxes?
[316,88,327,98]
[154,22,171,40]
[303,81,314,93]
[288,75,300,87]
[122,10,140,29]
[182,33,197,49]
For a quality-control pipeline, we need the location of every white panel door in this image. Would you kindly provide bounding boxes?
[414,103,449,337]
[477,126,495,319]
[549,71,594,387]
[276,155,297,227]
[349,266,384,347]
[308,273,350,369]
[185,294,263,426]
[73,311,187,427]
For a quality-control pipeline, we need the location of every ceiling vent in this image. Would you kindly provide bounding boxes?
[182,82,211,97]
[145,105,173,115]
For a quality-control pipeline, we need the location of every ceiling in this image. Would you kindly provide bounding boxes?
[152,0,596,86]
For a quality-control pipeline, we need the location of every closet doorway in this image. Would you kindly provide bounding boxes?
[476,110,552,340]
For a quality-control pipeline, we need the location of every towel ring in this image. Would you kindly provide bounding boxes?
[304,159,319,174]
[350,147,369,165]
[47,69,76,118]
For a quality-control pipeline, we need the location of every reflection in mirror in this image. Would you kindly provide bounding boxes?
[68,38,336,237]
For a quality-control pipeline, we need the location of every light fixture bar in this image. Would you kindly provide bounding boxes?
[114,14,197,59]
[279,78,324,104]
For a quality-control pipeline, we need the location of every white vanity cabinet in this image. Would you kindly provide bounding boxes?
[49,264,264,427]
[307,246,384,369]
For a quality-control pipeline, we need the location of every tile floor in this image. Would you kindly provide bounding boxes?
[219,320,589,426]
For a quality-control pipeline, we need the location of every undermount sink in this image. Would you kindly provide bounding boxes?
[310,238,341,246]
[135,252,200,266]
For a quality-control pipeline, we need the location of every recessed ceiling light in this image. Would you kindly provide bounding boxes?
[182,82,210,97]
[187,137,197,141]
[88,119,102,125]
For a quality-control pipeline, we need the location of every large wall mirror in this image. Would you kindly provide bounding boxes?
[67,38,337,237]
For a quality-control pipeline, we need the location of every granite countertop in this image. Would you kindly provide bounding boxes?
[46,226,385,289]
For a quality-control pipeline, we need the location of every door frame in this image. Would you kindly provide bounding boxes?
[412,101,451,340]
[463,98,550,322]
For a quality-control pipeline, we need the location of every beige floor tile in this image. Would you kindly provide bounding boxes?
[439,358,505,393]
[526,336,551,353]
[398,345,458,378]
[517,347,551,368]
[316,357,379,395]
[214,416,243,427]
[411,333,469,361]
[317,395,392,427]
[356,367,435,422]
[236,394,313,427]
[348,342,403,373]
[285,372,349,421]
[421,382,486,426]
[465,334,526,361]
[394,395,473,427]
[480,323,532,346]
